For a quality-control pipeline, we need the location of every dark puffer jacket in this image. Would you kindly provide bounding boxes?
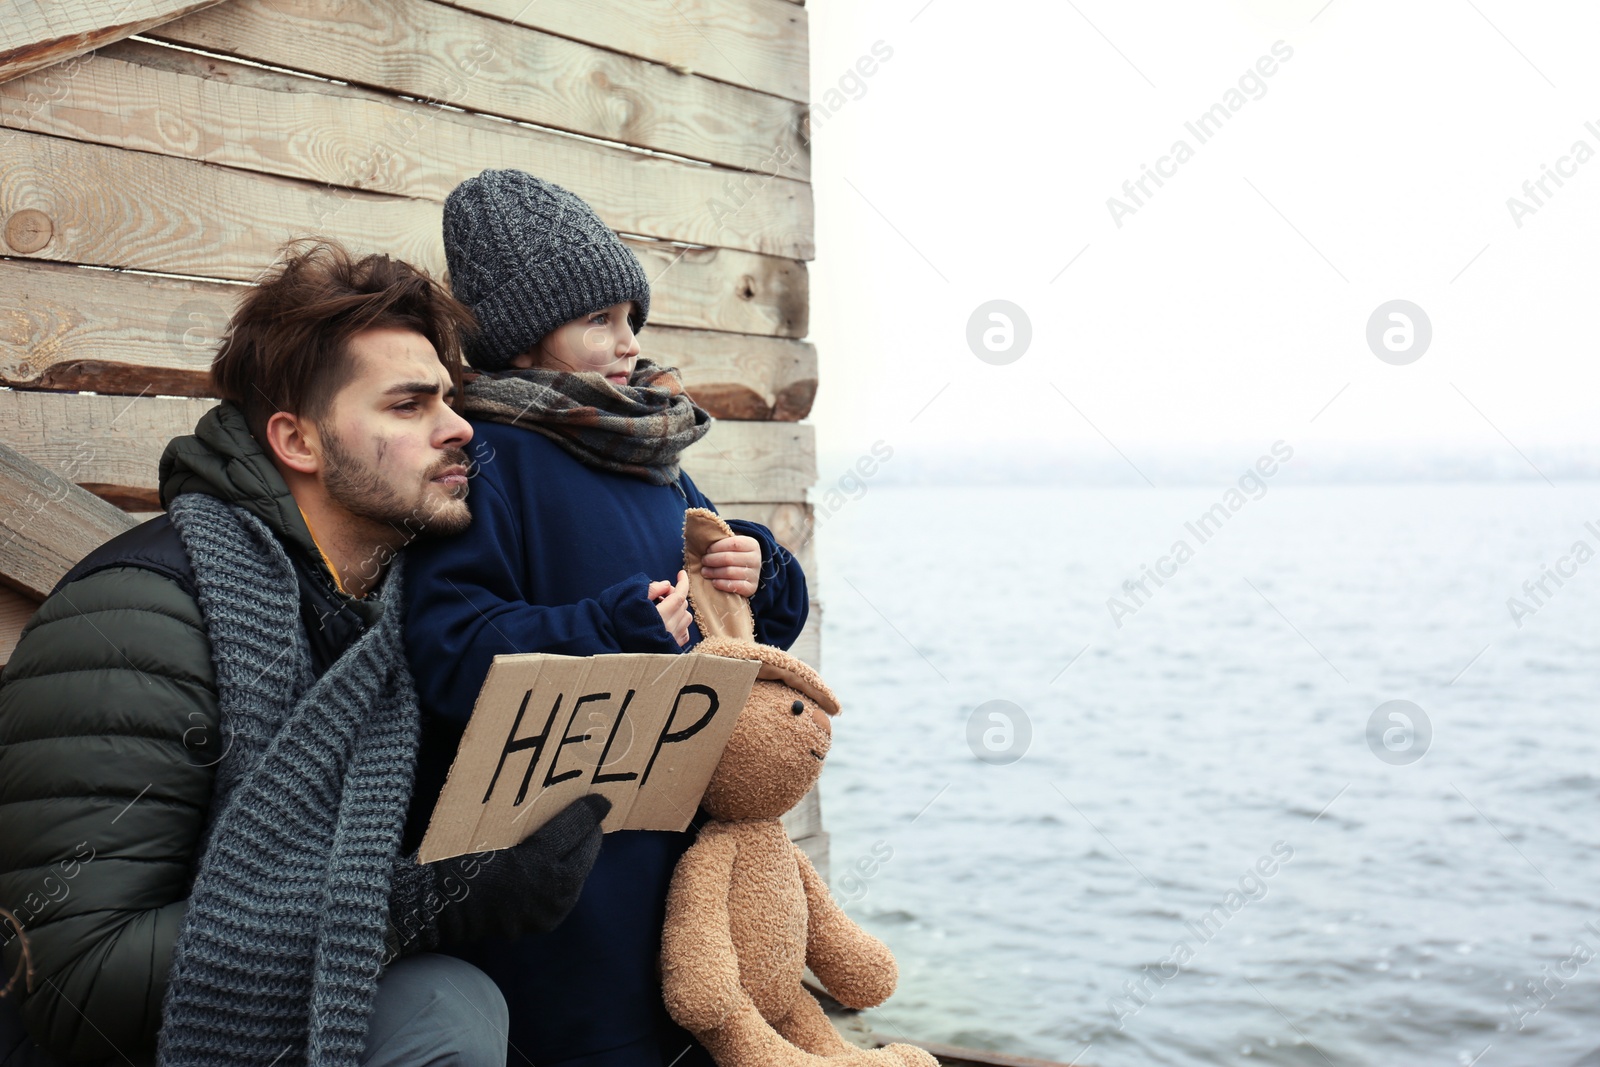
[0,403,380,1062]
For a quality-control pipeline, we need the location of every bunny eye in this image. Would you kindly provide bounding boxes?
[790,700,805,716]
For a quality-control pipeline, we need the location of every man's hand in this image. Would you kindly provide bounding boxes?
[387,794,611,956]
[649,569,693,646]
[702,535,761,597]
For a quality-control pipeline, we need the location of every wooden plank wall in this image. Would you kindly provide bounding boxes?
[0,2,817,609]
[0,442,138,662]
[0,0,825,863]
[0,1,231,84]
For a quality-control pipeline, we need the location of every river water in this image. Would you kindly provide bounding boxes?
[814,482,1600,1067]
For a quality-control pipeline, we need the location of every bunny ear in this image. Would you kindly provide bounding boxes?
[683,507,756,643]
[697,635,841,716]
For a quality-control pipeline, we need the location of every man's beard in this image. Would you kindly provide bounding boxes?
[321,429,472,540]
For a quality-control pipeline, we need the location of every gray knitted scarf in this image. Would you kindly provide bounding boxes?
[461,358,711,485]
[157,493,419,1067]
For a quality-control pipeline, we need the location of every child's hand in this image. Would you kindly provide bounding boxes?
[702,535,761,598]
[649,570,693,646]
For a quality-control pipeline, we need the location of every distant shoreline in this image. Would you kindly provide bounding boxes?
[815,449,1600,488]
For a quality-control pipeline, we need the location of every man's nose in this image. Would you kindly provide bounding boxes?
[439,402,473,448]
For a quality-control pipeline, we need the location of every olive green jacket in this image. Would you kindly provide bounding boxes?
[0,403,374,1062]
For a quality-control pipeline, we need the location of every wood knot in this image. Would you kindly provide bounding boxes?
[4,209,53,254]
[736,275,757,301]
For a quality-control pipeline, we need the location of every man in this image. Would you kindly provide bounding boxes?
[0,240,608,1067]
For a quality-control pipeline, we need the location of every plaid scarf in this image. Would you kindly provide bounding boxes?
[461,359,712,485]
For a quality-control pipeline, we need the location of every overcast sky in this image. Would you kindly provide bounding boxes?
[804,0,1600,469]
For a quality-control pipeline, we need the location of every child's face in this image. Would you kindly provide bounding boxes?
[511,301,640,386]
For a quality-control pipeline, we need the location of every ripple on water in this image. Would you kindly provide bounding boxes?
[820,484,1600,1067]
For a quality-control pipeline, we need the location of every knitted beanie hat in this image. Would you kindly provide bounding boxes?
[444,169,651,371]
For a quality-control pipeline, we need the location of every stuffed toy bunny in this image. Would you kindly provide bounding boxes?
[660,508,937,1067]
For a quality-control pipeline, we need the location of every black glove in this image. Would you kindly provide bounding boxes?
[386,793,610,958]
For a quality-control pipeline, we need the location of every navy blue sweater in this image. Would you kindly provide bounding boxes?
[402,420,808,1066]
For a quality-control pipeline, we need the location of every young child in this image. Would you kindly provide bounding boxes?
[402,169,809,1067]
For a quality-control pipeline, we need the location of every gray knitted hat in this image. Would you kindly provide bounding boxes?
[444,169,651,371]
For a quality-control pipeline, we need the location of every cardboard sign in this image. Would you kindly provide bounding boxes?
[418,653,759,863]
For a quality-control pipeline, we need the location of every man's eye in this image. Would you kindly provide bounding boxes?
[394,400,420,413]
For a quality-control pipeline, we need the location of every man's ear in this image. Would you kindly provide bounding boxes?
[264,411,322,475]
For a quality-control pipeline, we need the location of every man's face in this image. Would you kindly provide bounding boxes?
[316,327,474,538]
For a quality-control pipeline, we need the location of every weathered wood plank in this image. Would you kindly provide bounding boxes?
[151,0,809,180]
[684,421,814,504]
[0,0,226,85]
[0,585,39,669]
[0,260,238,396]
[0,391,815,510]
[0,42,814,260]
[653,329,815,422]
[0,259,815,419]
[0,437,137,600]
[0,130,809,338]
[0,392,213,512]
[647,242,807,342]
[435,0,808,103]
